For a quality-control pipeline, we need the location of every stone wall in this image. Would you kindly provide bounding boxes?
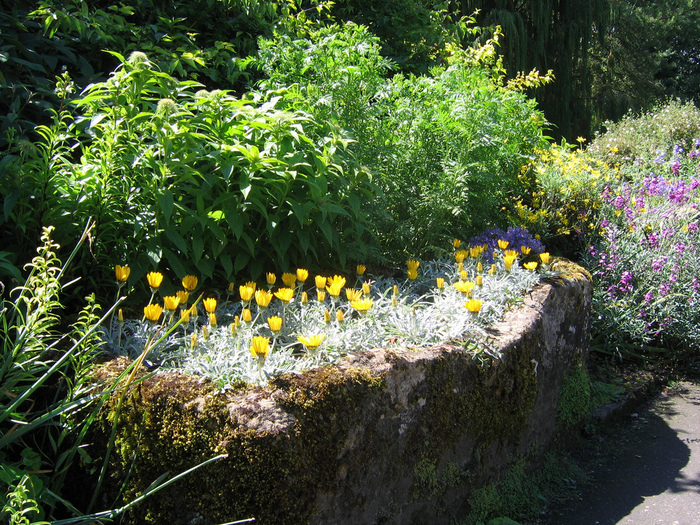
[81,260,592,525]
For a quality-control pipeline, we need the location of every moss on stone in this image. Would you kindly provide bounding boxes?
[80,360,386,524]
[556,363,591,429]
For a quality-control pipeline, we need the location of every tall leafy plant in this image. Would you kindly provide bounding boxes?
[257,22,549,260]
[36,52,378,298]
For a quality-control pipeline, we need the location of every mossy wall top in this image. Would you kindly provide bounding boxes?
[78,259,592,525]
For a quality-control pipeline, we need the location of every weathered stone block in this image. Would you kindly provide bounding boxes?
[80,259,592,525]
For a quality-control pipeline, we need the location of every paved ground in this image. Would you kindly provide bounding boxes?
[538,381,700,525]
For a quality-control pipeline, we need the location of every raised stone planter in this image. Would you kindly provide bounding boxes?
[80,260,592,525]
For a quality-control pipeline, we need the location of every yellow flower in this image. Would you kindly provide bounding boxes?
[324,310,331,323]
[230,323,236,336]
[315,275,327,290]
[115,265,130,283]
[469,246,483,258]
[464,299,483,314]
[241,308,252,323]
[266,272,277,287]
[393,284,399,296]
[476,275,483,286]
[477,262,484,273]
[454,281,475,297]
[455,250,468,263]
[255,289,273,308]
[407,269,418,281]
[203,326,210,341]
[274,287,295,303]
[203,297,217,313]
[180,307,191,323]
[504,249,519,258]
[336,310,344,322]
[524,261,538,271]
[453,239,461,249]
[250,336,271,361]
[281,272,297,288]
[497,239,509,250]
[143,303,163,322]
[504,254,518,271]
[356,264,367,276]
[118,308,124,322]
[296,268,309,283]
[351,297,373,313]
[234,315,241,328]
[460,270,469,281]
[540,252,551,264]
[436,277,445,290]
[521,246,531,255]
[326,277,345,298]
[298,334,326,351]
[392,296,397,307]
[239,285,255,302]
[244,281,257,291]
[407,260,420,272]
[327,282,344,298]
[146,271,164,290]
[327,275,346,288]
[267,315,283,333]
[176,290,189,305]
[362,282,371,295]
[301,291,309,305]
[228,282,235,293]
[163,295,180,311]
[317,290,326,302]
[345,288,362,302]
[191,332,198,349]
[458,262,464,272]
[209,313,217,326]
[182,275,198,292]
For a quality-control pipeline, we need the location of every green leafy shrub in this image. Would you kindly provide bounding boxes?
[0,0,294,148]
[1,53,378,301]
[257,22,550,261]
[587,99,700,172]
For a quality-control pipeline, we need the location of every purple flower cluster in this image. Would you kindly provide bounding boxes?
[589,141,700,350]
[467,226,545,263]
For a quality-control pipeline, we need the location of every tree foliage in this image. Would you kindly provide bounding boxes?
[589,0,700,130]
[450,0,611,140]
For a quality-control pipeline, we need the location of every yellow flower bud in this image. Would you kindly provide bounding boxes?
[181,275,198,292]
[266,272,277,286]
[146,271,164,291]
[163,295,180,312]
[203,297,217,313]
[281,272,296,288]
[115,265,130,283]
[143,303,163,322]
[267,315,283,333]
